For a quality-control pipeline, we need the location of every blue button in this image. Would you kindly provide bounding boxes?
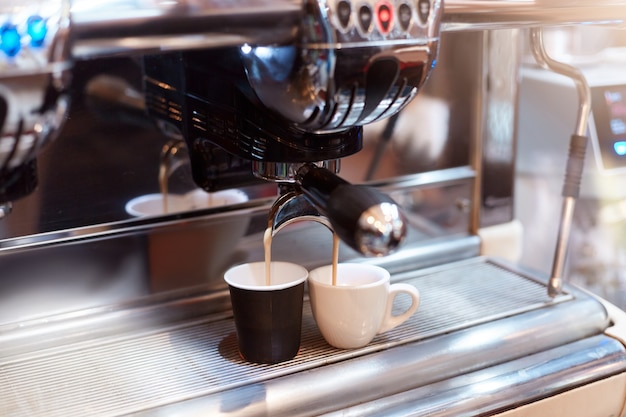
[614,141,626,156]
[0,23,21,57]
[27,15,47,47]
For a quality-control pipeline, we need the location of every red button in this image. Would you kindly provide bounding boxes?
[376,1,393,34]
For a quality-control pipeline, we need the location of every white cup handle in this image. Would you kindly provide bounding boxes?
[378,283,421,334]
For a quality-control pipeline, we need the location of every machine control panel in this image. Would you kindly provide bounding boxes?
[0,0,67,76]
[326,0,437,40]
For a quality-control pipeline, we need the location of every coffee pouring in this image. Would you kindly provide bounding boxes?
[142,0,443,256]
[0,0,443,258]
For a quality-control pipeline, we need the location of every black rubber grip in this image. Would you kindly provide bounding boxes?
[296,164,397,252]
[562,134,588,198]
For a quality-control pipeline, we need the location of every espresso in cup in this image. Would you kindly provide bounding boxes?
[308,263,420,349]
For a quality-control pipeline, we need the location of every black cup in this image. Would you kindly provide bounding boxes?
[224,262,308,364]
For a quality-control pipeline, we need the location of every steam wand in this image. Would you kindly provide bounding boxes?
[529,28,591,298]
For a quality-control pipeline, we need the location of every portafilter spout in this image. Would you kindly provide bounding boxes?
[265,163,407,257]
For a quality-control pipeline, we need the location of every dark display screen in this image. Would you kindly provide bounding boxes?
[591,85,626,171]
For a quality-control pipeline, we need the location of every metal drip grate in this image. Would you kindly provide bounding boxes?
[0,259,570,417]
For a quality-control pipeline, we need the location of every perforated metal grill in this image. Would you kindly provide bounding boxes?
[0,259,569,417]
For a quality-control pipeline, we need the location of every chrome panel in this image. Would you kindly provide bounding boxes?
[0,168,476,324]
[70,0,301,57]
[478,29,521,228]
[443,1,626,31]
[0,166,472,251]
[322,335,626,417]
[65,1,626,59]
[0,196,268,252]
[0,258,611,416]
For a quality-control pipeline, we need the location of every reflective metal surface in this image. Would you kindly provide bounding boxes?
[357,202,407,255]
[0,4,624,416]
[476,29,520,229]
[67,0,626,57]
[442,1,626,31]
[252,161,340,183]
[323,335,626,417]
[0,28,481,241]
[529,28,593,298]
[0,165,475,325]
[268,189,333,236]
[242,0,442,132]
[70,0,302,57]
[0,258,614,417]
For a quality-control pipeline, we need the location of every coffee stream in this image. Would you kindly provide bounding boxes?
[263,227,273,286]
[159,153,214,214]
[159,163,170,214]
[263,226,340,286]
[331,233,339,286]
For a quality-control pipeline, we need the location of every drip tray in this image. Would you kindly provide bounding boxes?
[0,258,604,417]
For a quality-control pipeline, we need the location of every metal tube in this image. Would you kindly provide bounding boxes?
[529,29,592,138]
[529,28,592,298]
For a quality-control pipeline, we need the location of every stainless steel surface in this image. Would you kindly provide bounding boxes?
[549,196,575,296]
[0,195,266,253]
[0,165,473,252]
[516,55,626,307]
[0,257,612,417]
[0,29,480,240]
[530,28,592,297]
[241,0,442,132]
[362,233,481,274]
[529,29,591,139]
[70,0,302,57]
[322,335,626,417]
[477,29,520,229]
[356,202,407,255]
[70,0,443,134]
[442,1,626,31]
[268,189,333,236]
[252,161,340,183]
[0,166,476,325]
[0,6,622,416]
[66,0,626,57]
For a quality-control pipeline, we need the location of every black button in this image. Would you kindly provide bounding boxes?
[398,3,412,31]
[417,0,430,24]
[337,1,352,29]
[359,5,373,33]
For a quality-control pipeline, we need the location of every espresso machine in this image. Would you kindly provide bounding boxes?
[2,1,626,416]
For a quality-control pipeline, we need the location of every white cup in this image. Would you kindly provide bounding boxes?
[125,189,248,217]
[308,263,420,349]
[124,193,188,217]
